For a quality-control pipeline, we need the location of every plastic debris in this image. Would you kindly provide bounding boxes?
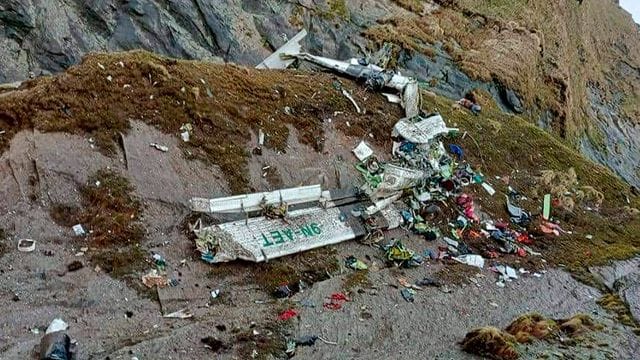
[180,123,192,142]
[448,144,464,160]
[401,288,416,302]
[163,309,193,319]
[543,194,552,220]
[296,335,319,346]
[353,141,374,161]
[324,292,349,310]
[141,270,167,288]
[384,240,422,268]
[18,239,36,252]
[150,143,168,152]
[506,196,530,225]
[454,254,485,269]
[278,309,299,321]
[481,182,496,196]
[210,289,220,299]
[345,256,368,270]
[72,224,85,236]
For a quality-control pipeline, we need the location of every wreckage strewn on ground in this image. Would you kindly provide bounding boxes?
[189,29,548,289]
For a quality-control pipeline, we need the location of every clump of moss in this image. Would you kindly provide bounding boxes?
[505,313,558,343]
[343,269,372,291]
[462,313,600,359]
[460,327,519,360]
[80,169,144,247]
[597,293,640,333]
[392,0,424,13]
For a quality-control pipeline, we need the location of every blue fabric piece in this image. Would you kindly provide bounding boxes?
[448,144,464,160]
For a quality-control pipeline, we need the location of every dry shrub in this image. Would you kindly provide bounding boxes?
[505,313,558,343]
[462,313,600,359]
[535,168,603,210]
[557,314,598,336]
[460,327,519,360]
[80,169,144,247]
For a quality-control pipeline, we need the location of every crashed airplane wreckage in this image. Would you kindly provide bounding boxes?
[190,186,402,263]
[256,30,420,119]
[189,30,462,264]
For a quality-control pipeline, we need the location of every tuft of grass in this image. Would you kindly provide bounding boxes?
[392,0,424,13]
[343,269,372,291]
[80,169,144,247]
[460,326,519,360]
[597,293,640,333]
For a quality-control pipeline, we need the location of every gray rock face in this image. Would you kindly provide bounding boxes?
[591,258,640,323]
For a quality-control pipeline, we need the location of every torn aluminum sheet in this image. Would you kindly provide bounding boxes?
[256,29,308,69]
[285,53,412,91]
[454,254,485,269]
[190,185,323,213]
[402,80,420,118]
[382,93,402,104]
[392,114,456,144]
[282,52,420,117]
[373,164,425,198]
[352,141,374,161]
[194,204,401,263]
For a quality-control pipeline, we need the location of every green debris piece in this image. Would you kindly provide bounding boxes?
[440,164,453,179]
[543,194,552,220]
[345,256,368,270]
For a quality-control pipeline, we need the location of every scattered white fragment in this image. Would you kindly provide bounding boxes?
[72,224,86,236]
[181,131,190,142]
[454,254,485,269]
[382,93,402,104]
[258,129,265,146]
[163,309,193,319]
[46,318,68,334]
[585,234,593,240]
[342,89,361,114]
[150,143,169,152]
[106,75,113,82]
[123,84,131,89]
[352,141,374,161]
[481,182,496,196]
[117,61,125,68]
[98,63,105,70]
[211,289,220,299]
[17,239,36,252]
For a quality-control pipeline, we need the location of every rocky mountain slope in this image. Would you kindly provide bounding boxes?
[1,0,640,188]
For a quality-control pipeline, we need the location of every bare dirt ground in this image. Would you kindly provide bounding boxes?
[1,120,639,359]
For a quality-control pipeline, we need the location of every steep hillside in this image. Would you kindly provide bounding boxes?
[1,0,638,188]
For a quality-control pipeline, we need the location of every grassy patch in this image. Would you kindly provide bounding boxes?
[462,313,600,359]
[422,91,640,269]
[0,51,400,194]
[343,269,372,291]
[49,169,151,297]
[392,0,424,13]
[597,293,640,334]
